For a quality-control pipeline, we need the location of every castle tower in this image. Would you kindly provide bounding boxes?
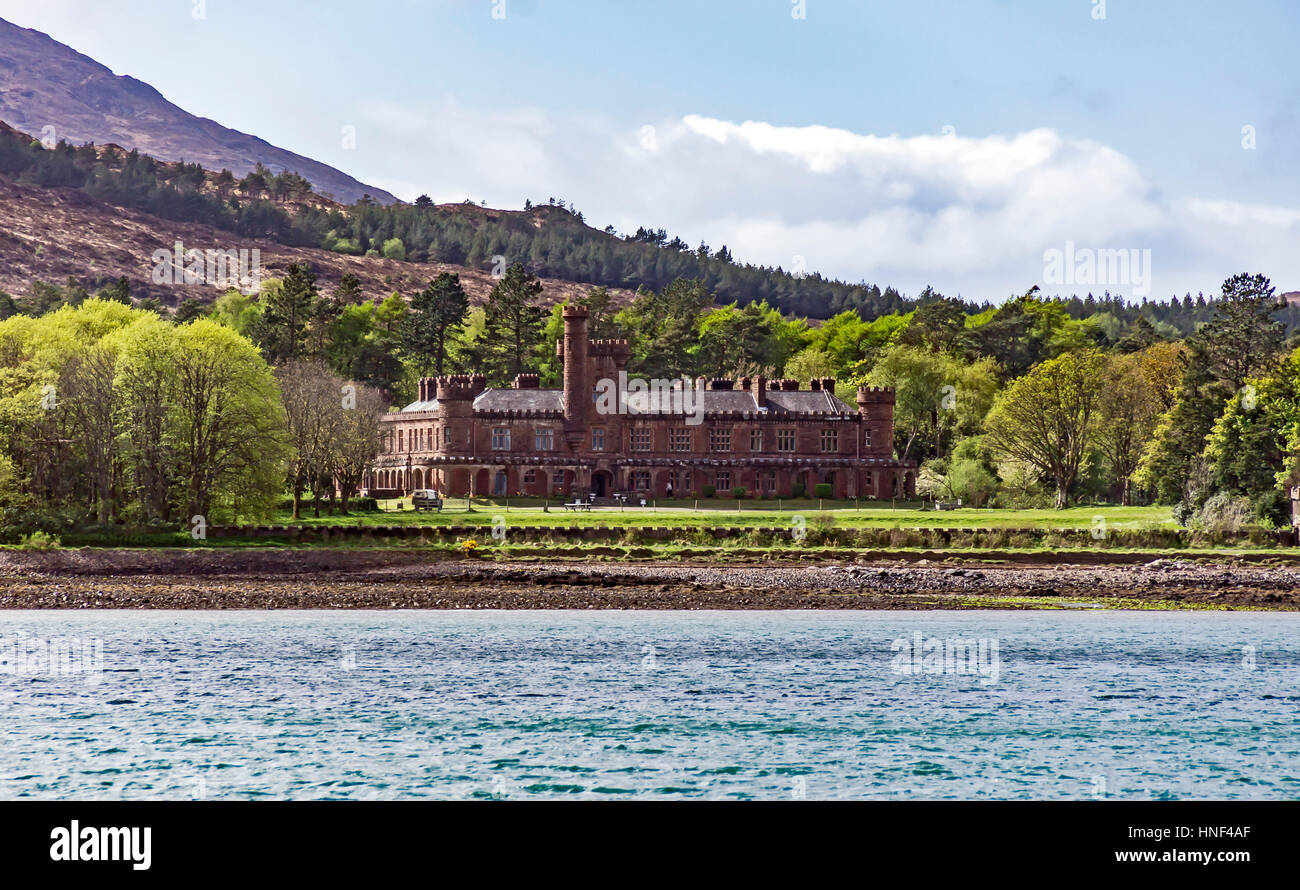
[856,386,896,456]
[434,374,486,453]
[560,305,590,452]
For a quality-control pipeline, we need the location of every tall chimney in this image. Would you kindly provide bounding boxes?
[562,305,590,451]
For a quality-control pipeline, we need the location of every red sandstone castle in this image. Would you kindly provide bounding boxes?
[366,306,916,500]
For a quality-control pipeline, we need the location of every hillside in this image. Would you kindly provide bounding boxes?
[0,172,621,308]
[0,17,397,205]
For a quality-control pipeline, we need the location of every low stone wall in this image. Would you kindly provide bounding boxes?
[206,525,1296,548]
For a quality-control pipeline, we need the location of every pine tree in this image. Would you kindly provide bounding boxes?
[479,264,544,384]
[404,272,469,376]
[259,263,318,364]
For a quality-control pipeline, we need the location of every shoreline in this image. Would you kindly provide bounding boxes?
[1,550,1297,610]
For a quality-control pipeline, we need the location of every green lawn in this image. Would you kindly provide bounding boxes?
[280,500,1175,531]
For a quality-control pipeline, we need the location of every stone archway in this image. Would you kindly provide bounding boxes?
[591,470,613,498]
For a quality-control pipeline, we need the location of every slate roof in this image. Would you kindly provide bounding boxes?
[472,389,565,413]
[400,387,855,416]
[765,390,854,415]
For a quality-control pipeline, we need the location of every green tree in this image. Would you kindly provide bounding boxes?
[258,264,318,363]
[479,264,544,384]
[404,272,469,376]
[1140,273,1283,506]
[169,319,288,521]
[983,350,1106,508]
[1203,346,1300,525]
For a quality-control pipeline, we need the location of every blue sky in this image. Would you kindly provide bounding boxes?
[2,0,1297,300]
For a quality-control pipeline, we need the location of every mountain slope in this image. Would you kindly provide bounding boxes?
[0,170,624,308]
[0,17,397,205]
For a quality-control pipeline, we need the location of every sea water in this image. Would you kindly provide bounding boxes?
[0,610,1296,800]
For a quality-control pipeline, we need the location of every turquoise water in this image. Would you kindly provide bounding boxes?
[1,610,1297,800]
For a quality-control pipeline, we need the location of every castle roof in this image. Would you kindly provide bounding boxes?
[473,389,566,413]
[765,389,854,415]
[399,386,855,416]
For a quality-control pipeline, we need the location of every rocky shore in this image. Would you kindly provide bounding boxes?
[0,549,1297,610]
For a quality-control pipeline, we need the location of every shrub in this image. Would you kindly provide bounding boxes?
[348,497,379,512]
[18,530,60,551]
[702,485,716,498]
[731,486,747,499]
[814,483,833,499]
[790,482,807,498]
[1190,492,1254,535]
[381,237,407,261]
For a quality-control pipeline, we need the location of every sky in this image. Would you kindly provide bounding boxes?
[1,0,1297,302]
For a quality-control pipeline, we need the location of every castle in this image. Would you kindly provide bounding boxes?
[366,306,916,500]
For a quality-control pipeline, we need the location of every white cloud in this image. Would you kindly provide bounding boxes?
[353,101,1300,302]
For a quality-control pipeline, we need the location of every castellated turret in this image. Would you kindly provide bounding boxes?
[432,374,485,452]
[855,385,896,411]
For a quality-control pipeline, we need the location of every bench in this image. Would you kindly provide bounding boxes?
[560,502,592,512]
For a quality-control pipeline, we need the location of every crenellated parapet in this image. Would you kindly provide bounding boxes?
[855,386,896,407]
[435,374,488,402]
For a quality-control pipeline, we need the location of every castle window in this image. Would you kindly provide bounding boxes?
[631,428,652,452]
[492,427,511,450]
[523,469,537,485]
[670,427,692,452]
[864,428,872,448]
[710,428,732,453]
[534,427,554,451]
[630,470,651,491]
[672,470,692,493]
[592,428,606,451]
[750,429,763,452]
[777,429,796,452]
[864,470,874,488]
[715,471,732,491]
[444,427,455,448]
[761,471,776,494]
[820,429,839,452]
[398,430,405,452]
[552,470,565,487]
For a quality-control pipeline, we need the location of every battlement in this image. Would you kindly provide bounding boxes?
[435,374,488,401]
[856,386,896,407]
[513,373,540,389]
[589,338,631,359]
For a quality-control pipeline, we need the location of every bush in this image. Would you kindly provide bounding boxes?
[381,237,407,261]
[814,483,833,499]
[702,485,716,498]
[348,497,379,513]
[18,530,61,551]
[731,486,748,499]
[1190,492,1254,534]
[790,482,807,498]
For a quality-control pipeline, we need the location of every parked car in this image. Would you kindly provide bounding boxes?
[411,490,443,511]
